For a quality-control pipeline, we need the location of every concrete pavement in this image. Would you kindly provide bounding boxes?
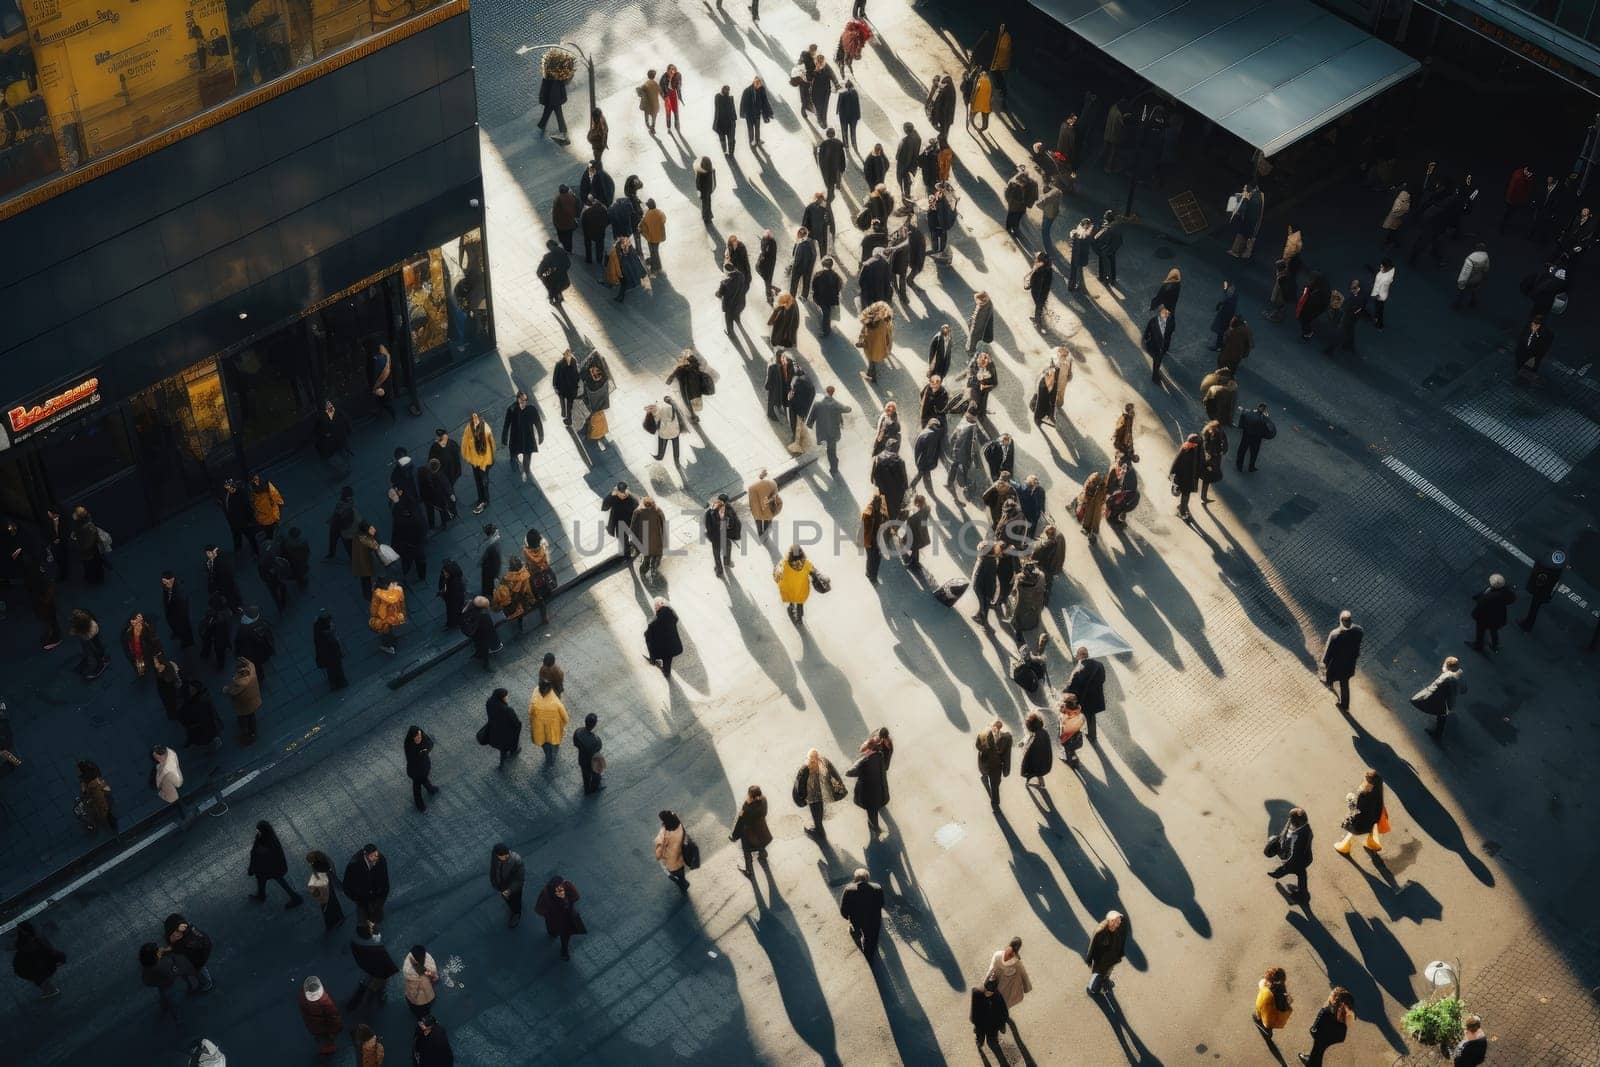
[3,0,1598,1063]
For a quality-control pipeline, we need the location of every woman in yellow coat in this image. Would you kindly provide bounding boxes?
[967,71,992,131]
[461,412,495,515]
[1252,966,1293,1040]
[528,678,570,764]
[368,579,406,654]
[773,545,815,626]
[249,474,285,539]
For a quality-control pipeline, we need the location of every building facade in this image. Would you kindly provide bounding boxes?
[0,0,492,538]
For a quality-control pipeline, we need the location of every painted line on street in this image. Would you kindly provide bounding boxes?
[0,768,267,937]
[1381,455,1593,616]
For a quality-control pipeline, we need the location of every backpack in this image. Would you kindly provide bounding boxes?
[854,203,873,231]
[699,370,716,396]
[680,829,702,870]
[643,408,658,435]
[789,64,807,87]
[1010,656,1042,692]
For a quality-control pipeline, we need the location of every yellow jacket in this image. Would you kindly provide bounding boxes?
[969,73,992,115]
[529,690,570,746]
[461,423,494,469]
[773,558,813,604]
[1254,983,1293,1030]
[251,482,284,527]
[368,587,407,633]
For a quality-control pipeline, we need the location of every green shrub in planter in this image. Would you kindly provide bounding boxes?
[1402,996,1466,1049]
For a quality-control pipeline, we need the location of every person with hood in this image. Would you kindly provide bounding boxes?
[856,300,894,382]
[846,729,892,836]
[1085,911,1129,994]
[162,913,214,992]
[739,76,773,147]
[224,656,262,743]
[730,784,773,874]
[551,184,579,252]
[1268,807,1315,900]
[369,580,406,655]
[534,876,586,960]
[527,678,569,763]
[487,843,524,928]
[1169,432,1203,520]
[537,238,571,306]
[871,437,909,517]
[712,84,737,154]
[247,820,303,907]
[12,921,66,999]
[644,597,683,678]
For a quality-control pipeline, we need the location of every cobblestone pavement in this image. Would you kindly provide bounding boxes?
[3,0,1598,1063]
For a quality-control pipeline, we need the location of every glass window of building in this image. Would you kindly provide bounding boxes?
[128,358,234,517]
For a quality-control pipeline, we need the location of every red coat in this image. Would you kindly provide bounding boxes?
[299,991,343,1040]
[1505,168,1533,206]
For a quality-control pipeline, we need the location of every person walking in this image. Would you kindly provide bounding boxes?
[413,1015,453,1067]
[1469,574,1516,651]
[461,412,495,514]
[704,496,737,579]
[654,810,692,891]
[1254,966,1294,1042]
[1169,432,1203,520]
[139,941,184,1024]
[1085,910,1128,994]
[986,937,1032,1011]
[644,597,683,678]
[585,108,609,165]
[1018,710,1053,786]
[305,850,345,932]
[1297,987,1354,1065]
[965,67,992,132]
[481,687,522,766]
[1452,243,1491,310]
[298,976,342,1055]
[646,394,685,466]
[502,392,545,485]
[1064,645,1107,744]
[1410,656,1464,741]
[346,917,400,1010]
[788,227,818,301]
[163,913,215,992]
[767,292,800,351]
[773,544,814,625]
[401,945,439,1020]
[12,921,66,999]
[1025,251,1052,326]
[536,64,568,138]
[1267,807,1314,900]
[572,712,604,793]
[342,844,391,927]
[839,868,885,962]
[77,760,117,834]
[712,85,737,154]
[1319,610,1363,711]
[1334,769,1386,855]
[730,785,772,875]
[247,820,304,907]
[151,744,185,819]
[807,385,853,475]
[1236,403,1274,473]
[1228,183,1265,258]
[816,129,847,202]
[581,194,609,262]
[795,747,846,838]
[488,843,524,928]
[528,678,570,765]
[403,726,440,812]
[971,977,1010,1053]
[369,580,406,656]
[534,876,586,960]
[975,718,1013,807]
[845,730,892,837]
[856,300,894,383]
[223,655,260,744]
[550,187,579,255]
[738,76,773,148]
[353,1024,384,1067]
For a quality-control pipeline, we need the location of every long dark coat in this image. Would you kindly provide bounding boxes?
[732,796,774,850]
[404,731,434,783]
[1085,917,1129,974]
[645,606,683,660]
[1066,659,1106,714]
[846,746,890,810]
[1019,728,1053,778]
[1470,586,1517,628]
[484,693,521,754]
[768,303,800,348]
[1320,625,1363,682]
[1169,441,1203,493]
[247,830,290,880]
[534,880,587,937]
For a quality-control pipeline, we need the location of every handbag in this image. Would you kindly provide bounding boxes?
[792,766,808,807]
[809,569,831,594]
[1263,836,1281,858]
[377,544,400,567]
[643,409,659,434]
[592,754,607,774]
[699,370,716,396]
[1377,808,1391,835]
[307,872,330,904]
[96,527,114,556]
[72,797,95,830]
[475,723,491,746]
[680,829,701,870]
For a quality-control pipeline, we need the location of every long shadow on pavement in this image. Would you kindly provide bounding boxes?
[744,880,845,1067]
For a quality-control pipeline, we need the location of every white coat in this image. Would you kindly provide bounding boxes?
[155,750,184,803]
[1371,266,1395,301]
[652,401,682,440]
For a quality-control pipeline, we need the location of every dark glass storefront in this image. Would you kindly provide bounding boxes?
[0,225,491,535]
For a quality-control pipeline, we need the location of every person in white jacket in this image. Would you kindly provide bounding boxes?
[1370,258,1396,330]
[1452,244,1490,310]
[649,396,683,464]
[151,745,185,816]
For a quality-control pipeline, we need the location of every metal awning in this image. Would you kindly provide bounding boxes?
[1027,0,1421,156]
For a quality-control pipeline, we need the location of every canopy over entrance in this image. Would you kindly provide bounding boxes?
[1027,0,1421,156]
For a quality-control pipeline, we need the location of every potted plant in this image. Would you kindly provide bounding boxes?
[542,48,577,82]
[1401,995,1467,1051]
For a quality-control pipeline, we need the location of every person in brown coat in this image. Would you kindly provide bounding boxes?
[730,784,773,875]
[299,975,343,1055]
[975,718,1013,807]
[224,656,262,744]
[629,496,667,575]
[1112,403,1135,458]
[747,469,782,540]
[1218,316,1252,373]
[857,300,894,382]
[551,184,579,252]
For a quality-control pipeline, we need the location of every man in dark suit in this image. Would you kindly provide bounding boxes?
[488,843,525,928]
[1513,313,1554,376]
[1143,306,1174,382]
[1319,610,1363,711]
[343,844,391,927]
[1267,807,1314,900]
[160,572,194,648]
[1065,646,1107,743]
[839,868,885,962]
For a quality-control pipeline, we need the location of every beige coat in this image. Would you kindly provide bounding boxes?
[747,478,782,521]
[985,950,1032,1008]
[154,750,184,803]
[654,824,686,872]
[637,77,662,116]
[857,303,894,363]
[223,658,262,716]
[401,952,437,1007]
[1382,190,1410,231]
